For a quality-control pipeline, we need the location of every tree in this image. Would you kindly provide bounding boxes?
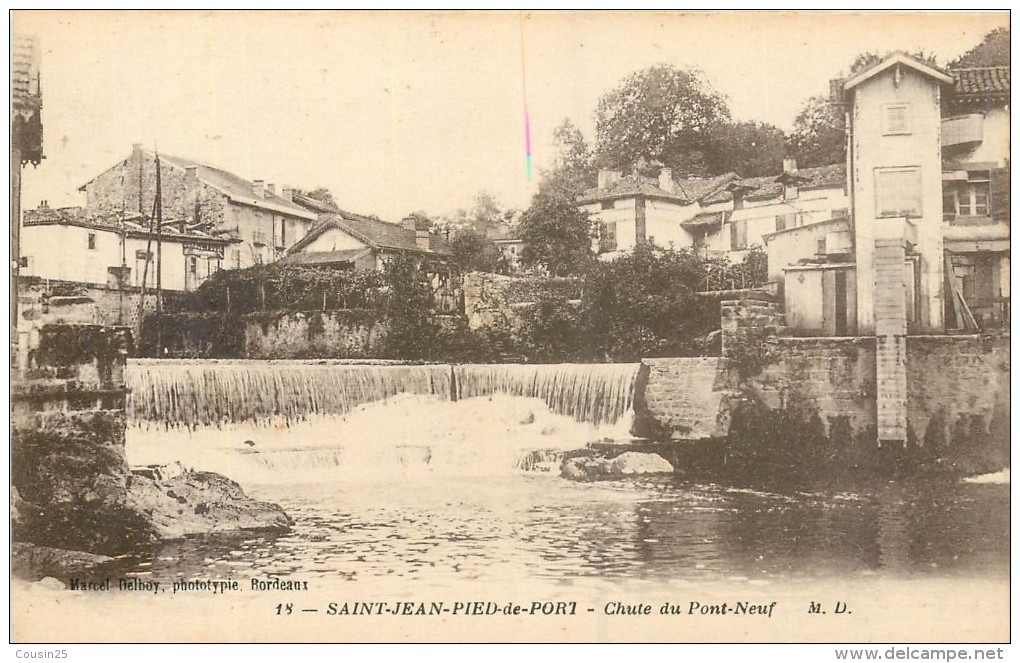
[582,243,717,361]
[594,64,731,176]
[949,27,1009,68]
[706,120,789,177]
[304,187,338,208]
[518,190,594,277]
[448,226,509,274]
[789,49,944,169]
[789,94,846,168]
[538,118,597,199]
[448,191,514,236]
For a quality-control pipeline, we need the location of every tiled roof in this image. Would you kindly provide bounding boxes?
[155,152,316,220]
[279,248,374,266]
[578,172,739,205]
[289,194,452,257]
[701,164,846,205]
[23,206,234,243]
[950,67,1010,100]
[681,211,726,229]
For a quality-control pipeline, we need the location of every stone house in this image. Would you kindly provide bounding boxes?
[577,162,848,264]
[78,144,318,270]
[20,203,236,293]
[577,168,739,258]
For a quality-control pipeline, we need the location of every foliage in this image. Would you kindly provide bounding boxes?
[789,94,846,169]
[581,243,717,361]
[376,253,442,361]
[702,245,769,291]
[518,189,595,277]
[949,27,1010,68]
[448,226,510,274]
[537,118,598,199]
[303,187,338,208]
[705,121,789,177]
[594,64,731,175]
[515,296,591,363]
[725,327,779,378]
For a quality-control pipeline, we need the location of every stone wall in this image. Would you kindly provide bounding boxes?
[635,357,735,439]
[746,337,877,437]
[462,271,582,330]
[906,335,1010,451]
[719,296,785,357]
[243,309,388,359]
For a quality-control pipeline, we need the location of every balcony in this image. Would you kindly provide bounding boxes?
[941,114,984,150]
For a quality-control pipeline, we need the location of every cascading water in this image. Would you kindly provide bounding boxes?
[125,360,641,482]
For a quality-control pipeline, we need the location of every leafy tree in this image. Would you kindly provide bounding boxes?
[789,94,846,168]
[582,243,717,361]
[518,190,594,277]
[447,191,515,236]
[378,253,441,360]
[949,27,1009,68]
[538,118,597,199]
[448,226,509,274]
[594,64,731,176]
[706,121,789,177]
[304,187,338,208]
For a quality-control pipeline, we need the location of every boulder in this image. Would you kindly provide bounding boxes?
[126,471,293,539]
[561,451,674,481]
[11,542,115,582]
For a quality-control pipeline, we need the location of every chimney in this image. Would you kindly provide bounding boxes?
[658,167,674,193]
[184,166,199,221]
[401,216,417,232]
[252,179,265,198]
[132,142,143,156]
[266,183,276,196]
[597,169,621,190]
[280,187,293,202]
[416,227,430,251]
[783,158,798,175]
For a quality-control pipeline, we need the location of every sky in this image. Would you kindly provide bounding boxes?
[12,10,1009,221]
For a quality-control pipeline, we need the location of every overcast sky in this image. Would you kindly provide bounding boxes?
[13,10,1008,221]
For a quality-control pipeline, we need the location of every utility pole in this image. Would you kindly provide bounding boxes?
[155,153,164,355]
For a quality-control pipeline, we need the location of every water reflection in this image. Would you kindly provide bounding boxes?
[123,475,1008,586]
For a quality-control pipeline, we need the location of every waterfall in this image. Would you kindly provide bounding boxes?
[127,359,453,428]
[127,360,640,429]
[124,360,642,481]
[454,363,640,427]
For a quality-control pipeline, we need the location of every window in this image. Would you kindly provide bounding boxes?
[943,174,991,218]
[232,250,241,269]
[882,103,910,135]
[601,200,615,210]
[730,219,748,250]
[600,221,618,252]
[784,185,799,200]
[87,233,96,250]
[875,167,922,218]
[832,208,848,219]
[189,256,198,276]
[816,237,827,255]
[253,230,267,247]
[775,214,787,232]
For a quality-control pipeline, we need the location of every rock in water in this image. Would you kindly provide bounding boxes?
[607,451,675,476]
[561,452,674,481]
[11,542,114,582]
[127,471,293,540]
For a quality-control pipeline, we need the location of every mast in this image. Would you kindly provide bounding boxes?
[155,152,164,355]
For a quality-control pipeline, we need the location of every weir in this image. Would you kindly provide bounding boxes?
[126,359,642,429]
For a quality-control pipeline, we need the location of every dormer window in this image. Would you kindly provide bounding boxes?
[883,103,911,135]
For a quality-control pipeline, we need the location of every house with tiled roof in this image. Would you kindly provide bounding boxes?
[577,167,741,258]
[283,192,453,271]
[77,144,318,270]
[20,202,237,293]
[940,65,1010,331]
[578,161,848,263]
